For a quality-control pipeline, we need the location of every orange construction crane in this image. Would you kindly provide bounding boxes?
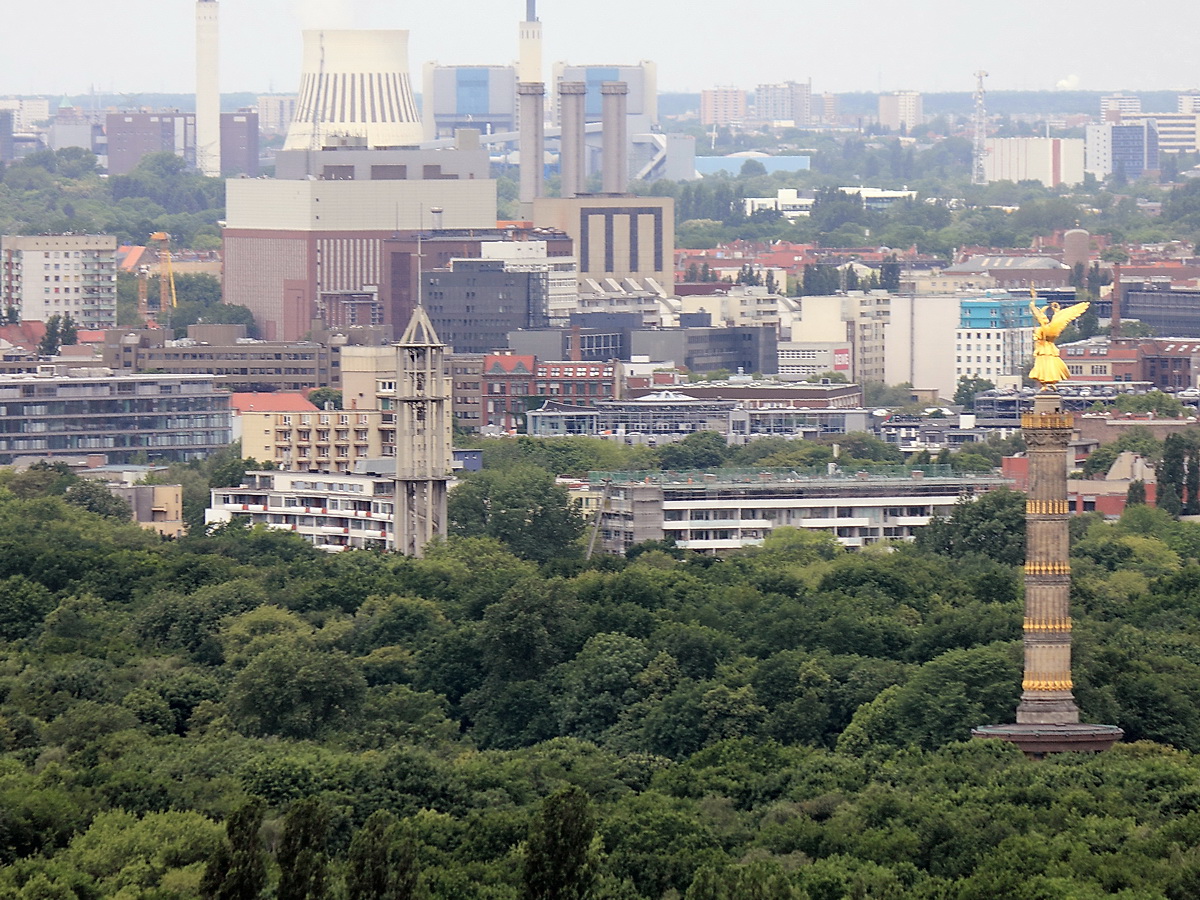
[149,232,177,326]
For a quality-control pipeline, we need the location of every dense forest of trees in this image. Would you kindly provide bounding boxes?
[0,149,223,248]
[4,443,1200,897]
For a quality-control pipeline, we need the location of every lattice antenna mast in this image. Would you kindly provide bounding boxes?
[972,70,989,185]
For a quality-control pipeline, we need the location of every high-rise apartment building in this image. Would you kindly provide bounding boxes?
[878,91,922,132]
[0,234,117,328]
[701,88,747,127]
[755,80,812,126]
[0,98,51,132]
[1100,93,1141,122]
[257,95,298,134]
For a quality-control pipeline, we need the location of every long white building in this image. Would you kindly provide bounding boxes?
[589,466,1009,554]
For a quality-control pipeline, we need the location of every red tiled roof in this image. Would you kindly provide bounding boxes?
[0,322,47,350]
[484,354,536,375]
[228,392,319,414]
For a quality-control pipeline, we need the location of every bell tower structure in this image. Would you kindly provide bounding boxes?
[393,306,452,557]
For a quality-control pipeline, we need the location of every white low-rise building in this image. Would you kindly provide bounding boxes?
[587,466,1008,554]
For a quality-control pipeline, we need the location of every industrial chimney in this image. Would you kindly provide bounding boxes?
[601,81,629,194]
[195,0,221,177]
[559,82,587,198]
[284,30,423,151]
[518,83,545,212]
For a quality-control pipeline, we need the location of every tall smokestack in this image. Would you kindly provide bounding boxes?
[601,81,629,194]
[196,0,221,177]
[518,83,545,214]
[559,82,587,198]
[518,0,542,83]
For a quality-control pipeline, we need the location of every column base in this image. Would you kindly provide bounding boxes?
[972,723,1123,759]
[1017,696,1080,724]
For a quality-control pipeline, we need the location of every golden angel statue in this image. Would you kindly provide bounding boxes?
[1028,295,1090,388]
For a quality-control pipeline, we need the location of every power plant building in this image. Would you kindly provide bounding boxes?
[223,28,499,342]
[421,64,518,139]
[552,62,657,134]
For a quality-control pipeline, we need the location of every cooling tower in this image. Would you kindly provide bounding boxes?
[284,30,423,151]
[195,0,221,177]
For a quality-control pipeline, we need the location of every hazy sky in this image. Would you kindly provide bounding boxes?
[3,0,1196,97]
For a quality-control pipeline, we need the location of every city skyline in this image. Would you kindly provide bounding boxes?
[3,0,1197,98]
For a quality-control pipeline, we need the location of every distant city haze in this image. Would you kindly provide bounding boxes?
[4,0,1196,96]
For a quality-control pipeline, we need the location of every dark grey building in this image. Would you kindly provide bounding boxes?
[425,259,549,354]
[0,370,230,464]
[632,326,778,376]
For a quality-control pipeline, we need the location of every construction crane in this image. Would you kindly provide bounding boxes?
[972,71,989,185]
[149,232,177,328]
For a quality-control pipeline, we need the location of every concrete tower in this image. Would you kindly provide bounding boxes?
[601,82,629,193]
[195,0,221,177]
[559,82,587,198]
[393,305,452,557]
[517,1,546,214]
[518,0,542,83]
[973,389,1124,757]
[284,30,423,151]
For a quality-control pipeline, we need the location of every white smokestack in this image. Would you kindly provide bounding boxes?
[195,0,221,177]
[284,30,423,151]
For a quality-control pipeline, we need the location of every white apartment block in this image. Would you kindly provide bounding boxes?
[0,234,118,328]
[1101,93,1141,120]
[207,469,395,552]
[755,81,812,126]
[878,91,922,132]
[589,468,1008,554]
[257,95,299,134]
[796,291,891,384]
[0,98,51,132]
[954,326,1031,383]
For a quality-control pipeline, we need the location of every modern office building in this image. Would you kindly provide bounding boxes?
[424,259,549,354]
[878,91,922,132]
[380,227,574,333]
[589,466,1007,554]
[0,369,230,464]
[1120,112,1200,155]
[106,111,196,175]
[422,64,518,139]
[983,137,1085,186]
[1086,122,1159,179]
[0,234,117,328]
